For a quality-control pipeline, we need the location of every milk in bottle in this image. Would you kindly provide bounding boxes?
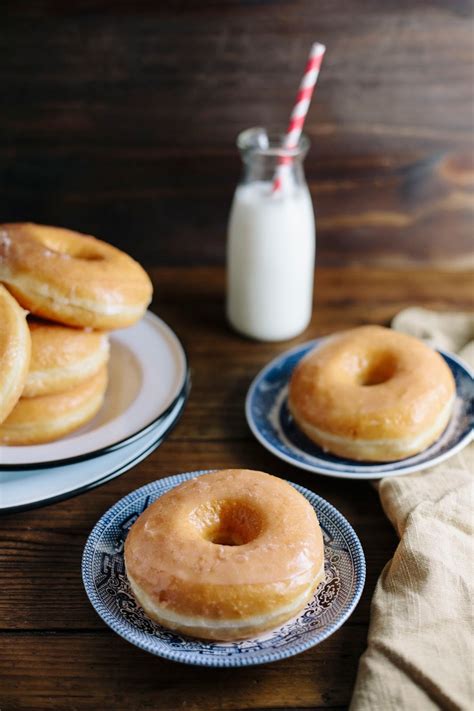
[226,128,315,341]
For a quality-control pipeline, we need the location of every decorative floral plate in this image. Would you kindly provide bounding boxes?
[82,470,365,667]
[246,340,473,480]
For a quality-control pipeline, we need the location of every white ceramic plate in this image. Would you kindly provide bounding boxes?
[246,339,473,480]
[0,311,188,469]
[0,390,187,514]
[82,471,365,667]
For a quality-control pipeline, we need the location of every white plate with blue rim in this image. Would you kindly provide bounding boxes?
[0,311,188,470]
[0,385,188,514]
[246,339,474,480]
[82,470,365,668]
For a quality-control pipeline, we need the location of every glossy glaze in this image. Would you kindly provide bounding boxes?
[0,285,31,424]
[0,223,152,329]
[289,325,456,460]
[125,469,325,639]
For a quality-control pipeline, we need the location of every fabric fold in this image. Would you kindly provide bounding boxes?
[350,309,473,711]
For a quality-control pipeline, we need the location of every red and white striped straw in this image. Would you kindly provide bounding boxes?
[273,42,326,193]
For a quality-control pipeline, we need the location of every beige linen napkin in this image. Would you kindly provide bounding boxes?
[350,308,474,711]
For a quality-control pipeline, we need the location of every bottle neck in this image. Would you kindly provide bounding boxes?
[240,153,306,188]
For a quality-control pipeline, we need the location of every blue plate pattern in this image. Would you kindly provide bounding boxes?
[82,470,365,667]
[246,340,473,479]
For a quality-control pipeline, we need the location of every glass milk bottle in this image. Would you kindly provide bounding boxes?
[226,127,315,341]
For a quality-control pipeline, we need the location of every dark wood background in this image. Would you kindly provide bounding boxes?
[1,0,473,266]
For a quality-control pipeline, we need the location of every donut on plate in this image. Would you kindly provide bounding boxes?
[23,319,110,398]
[125,469,325,641]
[288,325,456,462]
[0,285,31,424]
[0,365,108,445]
[0,223,153,330]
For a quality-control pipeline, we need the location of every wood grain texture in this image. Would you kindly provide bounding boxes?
[1,631,363,711]
[1,266,473,710]
[1,1,473,266]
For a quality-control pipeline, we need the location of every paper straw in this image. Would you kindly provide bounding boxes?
[272,42,326,193]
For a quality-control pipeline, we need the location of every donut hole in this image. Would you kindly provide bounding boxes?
[359,353,397,386]
[71,249,105,261]
[192,500,263,546]
[35,233,105,261]
[46,244,104,261]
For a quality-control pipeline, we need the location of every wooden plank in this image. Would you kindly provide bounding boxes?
[0,628,366,711]
[0,2,472,266]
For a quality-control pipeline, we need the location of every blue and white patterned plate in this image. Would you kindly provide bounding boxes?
[246,340,473,480]
[82,470,365,667]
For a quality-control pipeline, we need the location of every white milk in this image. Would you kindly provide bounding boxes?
[226,180,315,341]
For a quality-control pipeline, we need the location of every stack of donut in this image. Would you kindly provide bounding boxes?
[0,223,153,445]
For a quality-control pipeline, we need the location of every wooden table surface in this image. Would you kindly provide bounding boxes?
[1,266,473,711]
[2,1,473,268]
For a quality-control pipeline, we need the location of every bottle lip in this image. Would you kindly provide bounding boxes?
[236,127,310,159]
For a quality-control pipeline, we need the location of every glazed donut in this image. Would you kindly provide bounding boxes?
[0,223,153,329]
[23,319,110,398]
[125,469,325,641]
[0,365,108,445]
[0,285,31,424]
[288,325,456,462]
